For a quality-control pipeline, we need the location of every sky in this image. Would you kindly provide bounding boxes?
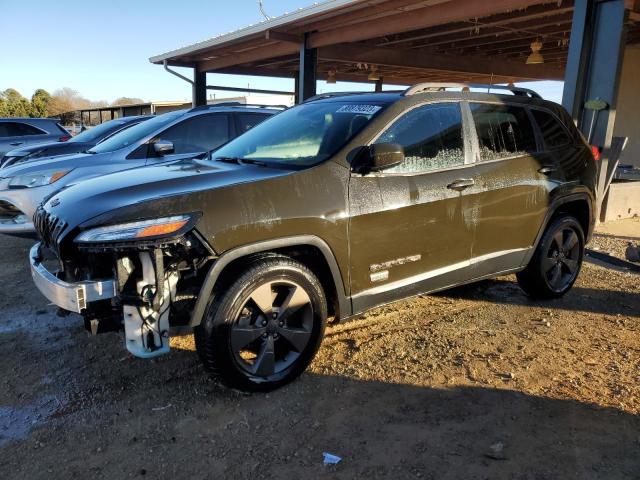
[0,0,564,104]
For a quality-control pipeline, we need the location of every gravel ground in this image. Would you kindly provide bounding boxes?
[590,217,640,262]
[0,233,639,479]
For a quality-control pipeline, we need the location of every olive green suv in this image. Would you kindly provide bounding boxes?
[30,83,597,391]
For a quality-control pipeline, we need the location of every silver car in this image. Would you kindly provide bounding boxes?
[0,105,277,236]
[0,118,71,160]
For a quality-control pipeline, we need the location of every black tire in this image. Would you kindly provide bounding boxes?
[195,255,327,392]
[516,215,585,299]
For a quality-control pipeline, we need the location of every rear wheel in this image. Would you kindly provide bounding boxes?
[195,256,327,391]
[516,215,584,299]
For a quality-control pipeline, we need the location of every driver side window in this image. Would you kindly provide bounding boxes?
[375,103,464,174]
[154,113,230,156]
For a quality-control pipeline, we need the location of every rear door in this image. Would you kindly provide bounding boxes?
[348,101,475,312]
[464,102,551,277]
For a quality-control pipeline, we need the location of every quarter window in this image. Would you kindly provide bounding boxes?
[0,122,45,137]
[531,109,572,149]
[470,103,537,160]
[157,113,230,155]
[375,103,465,173]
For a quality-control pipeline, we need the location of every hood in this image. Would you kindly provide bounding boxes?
[0,151,110,178]
[43,158,292,232]
[5,141,94,158]
[2,141,95,167]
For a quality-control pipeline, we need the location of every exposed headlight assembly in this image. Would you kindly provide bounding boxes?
[8,169,71,188]
[75,215,194,243]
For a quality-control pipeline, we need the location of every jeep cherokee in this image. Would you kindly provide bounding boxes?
[29,83,597,391]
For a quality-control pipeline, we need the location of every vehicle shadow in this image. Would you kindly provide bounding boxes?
[2,342,638,480]
[439,276,639,317]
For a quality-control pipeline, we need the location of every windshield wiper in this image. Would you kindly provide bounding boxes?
[239,158,269,167]
[83,150,98,154]
[215,156,242,164]
[215,156,269,167]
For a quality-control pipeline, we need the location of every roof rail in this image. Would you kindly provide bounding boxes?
[189,102,288,112]
[303,91,370,102]
[403,82,541,99]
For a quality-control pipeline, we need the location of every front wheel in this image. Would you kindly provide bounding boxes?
[516,215,584,299]
[195,256,327,391]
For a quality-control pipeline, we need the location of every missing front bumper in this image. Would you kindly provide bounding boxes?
[29,243,117,313]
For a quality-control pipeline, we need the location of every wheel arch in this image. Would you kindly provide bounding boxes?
[522,192,594,267]
[189,235,351,327]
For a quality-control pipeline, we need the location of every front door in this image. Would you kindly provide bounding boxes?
[146,113,232,164]
[348,102,475,313]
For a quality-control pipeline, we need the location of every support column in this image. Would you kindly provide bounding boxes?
[375,78,384,92]
[192,69,207,107]
[298,34,317,103]
[561,0,627,218]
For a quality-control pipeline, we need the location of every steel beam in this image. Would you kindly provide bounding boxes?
[192,70,207,107]
[562,0,628,219]
[298,34,317,103]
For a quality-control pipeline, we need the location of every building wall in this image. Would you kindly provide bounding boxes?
[613,45,640,167]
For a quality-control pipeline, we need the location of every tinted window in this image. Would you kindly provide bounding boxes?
[69,118,142,144]
[157,113,230,155]
[531,109,572,149]
[237,113,270,133]
[471,103,537,160]
[376,103,464,173]
[0,122,44,137]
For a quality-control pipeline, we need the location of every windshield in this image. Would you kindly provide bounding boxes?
[212,101,386,168]
[68,118,141,144]
[88,111,185,154]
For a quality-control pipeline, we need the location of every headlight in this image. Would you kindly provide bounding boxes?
[8,169,71,188]
[75,215,193,243]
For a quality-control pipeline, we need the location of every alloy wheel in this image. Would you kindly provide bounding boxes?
[230,280,314,378]
[543,227,581,292]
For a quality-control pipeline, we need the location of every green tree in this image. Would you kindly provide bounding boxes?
[0,96,8,117]
[30,89,51,118]
[2,89,31,117]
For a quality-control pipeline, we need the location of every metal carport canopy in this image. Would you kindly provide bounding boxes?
[149,0,595,86]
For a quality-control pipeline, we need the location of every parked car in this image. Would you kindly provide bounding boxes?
[0,118,70,161]
[0,104,277,236]
[0,116,151,169]
[29,84,597,391]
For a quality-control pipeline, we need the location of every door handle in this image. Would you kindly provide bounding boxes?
[538,165,556,174]
[9,142,23,146]
[447,178,475,191]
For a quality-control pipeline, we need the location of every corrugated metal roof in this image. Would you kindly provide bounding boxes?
[148,0,360,64]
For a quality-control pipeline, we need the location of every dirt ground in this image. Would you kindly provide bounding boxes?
[0,230,639,480]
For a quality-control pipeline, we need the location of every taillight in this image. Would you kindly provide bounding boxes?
[590,145,601,161]
[59,135,71,142]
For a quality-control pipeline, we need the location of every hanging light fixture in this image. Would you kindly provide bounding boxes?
[326,68,337,84]
[526,39,544,64]
[368,65,380,81]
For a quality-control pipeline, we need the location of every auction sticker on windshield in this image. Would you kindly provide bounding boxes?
[336,105,382,115]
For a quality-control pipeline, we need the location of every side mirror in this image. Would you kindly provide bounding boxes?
[369,143,404,171]
[153,140,174,156]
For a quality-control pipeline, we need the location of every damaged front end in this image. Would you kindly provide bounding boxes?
[30,207,214,358]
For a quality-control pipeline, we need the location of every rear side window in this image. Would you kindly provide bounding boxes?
[237,113,270,133]
[375,102,465,174]
[0,122,45,137]
[470,103,537,160]
[531,109,572,149]
[158,113,230,155]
